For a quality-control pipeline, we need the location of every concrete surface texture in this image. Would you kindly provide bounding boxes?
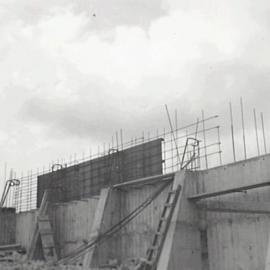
[6,154,270,269]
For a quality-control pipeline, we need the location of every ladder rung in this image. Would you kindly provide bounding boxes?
[43,244,55,249]
[160,217,167,222]
[164,203,173,208]
[149,245,158,251]
[38,217,49,222]
[40,229,53,236]
[169,190,177,195]
[145,260,153,265]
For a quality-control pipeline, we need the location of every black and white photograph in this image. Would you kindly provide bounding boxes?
[0,1,270,269]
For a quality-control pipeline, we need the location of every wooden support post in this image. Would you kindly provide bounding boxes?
[157,171,202,270]
[198,200,270,214]
[83,188,110,270]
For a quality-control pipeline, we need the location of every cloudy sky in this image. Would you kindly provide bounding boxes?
[0,0,270,181]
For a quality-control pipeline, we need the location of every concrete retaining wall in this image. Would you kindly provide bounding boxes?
[196,154,270,270]
[14,154,270,269]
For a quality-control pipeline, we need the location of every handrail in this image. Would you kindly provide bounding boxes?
[0,179,20,207]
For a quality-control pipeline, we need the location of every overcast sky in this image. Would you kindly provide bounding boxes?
[1,0,270,181]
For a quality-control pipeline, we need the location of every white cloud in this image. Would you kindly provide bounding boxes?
[0,0,270,173]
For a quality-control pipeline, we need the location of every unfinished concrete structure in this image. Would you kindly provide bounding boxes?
[1,115,270,270]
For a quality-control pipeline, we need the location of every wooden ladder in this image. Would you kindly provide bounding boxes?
[143,185,181,270]
[28,190,57,262]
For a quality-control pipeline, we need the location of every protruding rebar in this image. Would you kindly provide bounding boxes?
[175,109,178,145]
[229,102,236,162]
[120,129,123,150]
[217,126,222,165]
[261,112,267,154]
[116,131,119,150]
[165,104,181,169]
[240,97,247,159]
[163,128,166,173]
[201,110,208,169]
[253,108,260,156]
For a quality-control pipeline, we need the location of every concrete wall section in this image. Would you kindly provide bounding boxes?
[49,198,98,258]
[16,210,37,251]
[0,207,16,245]
[119,182,171,261]
[16,198,98,257]
[196,154,270,270]
[89,181,172,267]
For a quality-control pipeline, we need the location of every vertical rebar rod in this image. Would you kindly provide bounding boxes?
[185,130,189,169]
[120,129,124,150]
[253,108,260,156]
[217,126,222,165]
[30,170,32,210]
[240,97,247,159]
[196,117,201,169]
[229,102,236,162]
[89,148,92,160]
[36,168,39,209]
[19,172,23,212]
[175,109,178,146]
[165,104,181,168]
[163,128,166,173]
[2,162,7,206]
[201,110,208,169]
[27,170,30,211]
[116,131,119,150]
[261,112,267,154]
[7,169,12,207]
[14,171,19,210]
[171,131,174,171]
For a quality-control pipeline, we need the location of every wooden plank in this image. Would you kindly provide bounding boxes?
[83,188,110,269]
[198,200,270,214]
[188,180,270,201]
